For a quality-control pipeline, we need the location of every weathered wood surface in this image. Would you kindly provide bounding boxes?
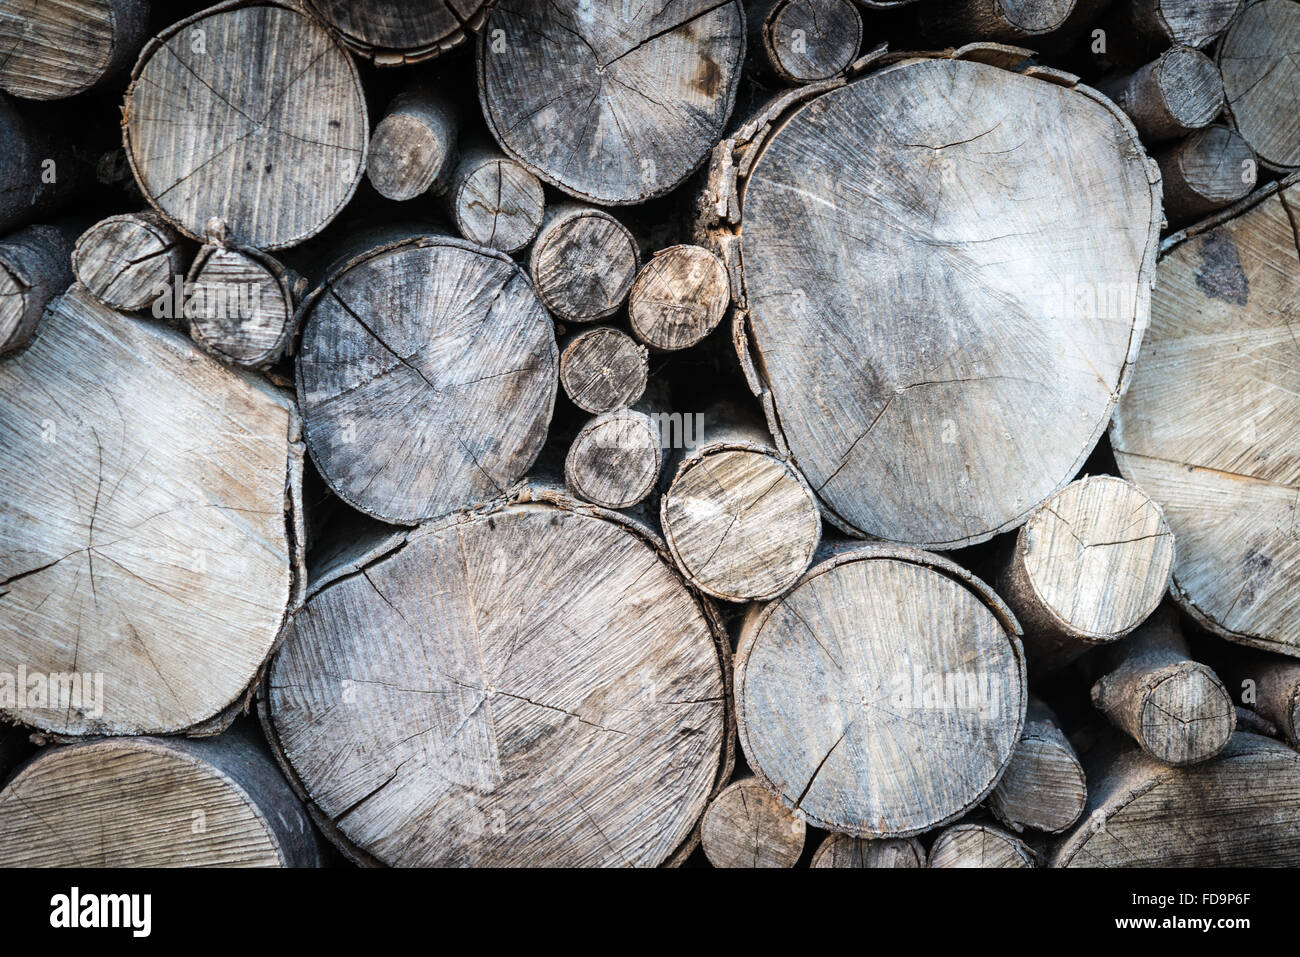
[700,776,805,868]
[660,405,820,602]
[0,732,323,866]
[628,244,730,351]
[988,697,1086,834]
[477,0,746,204]
[445,146,545,255]
[749,0,862,84]
[1098,46,1223,142]
[0,285,302,736]
[306,0,496,64]
[1155,125,1257,225]
[1217,652,1300,748]
[809,833,925,868]
[1090,608,1236,766]
[559,326,648,415]
[1124,0,1244,48]
[1111,178,1300,656]
[565,408,663,510]
[124,1,369,250]
[706,55,1160,548]
[0,0,149,100]
[531,205,640,324]
[187,240,302,369]
[0,223,76,356]
[264,488,732,867]
[296,232,557,526]
[928,822,1035,867]
[927,0,1078,42]
[734,542,1026,837]
[72,212,184,314]
[1055,732,1300,866]
[1216,0,1300,171]
[0,97,86,233]
[367,86,459,202]
[997,476,1173,672]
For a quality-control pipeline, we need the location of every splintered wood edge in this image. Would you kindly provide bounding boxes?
[319,1,497,65]
[257,480,736,867]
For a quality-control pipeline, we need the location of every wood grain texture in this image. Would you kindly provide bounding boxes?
[628,244,730,351]
[928,0,1077,41]
[559,326,648,415]
[1126,0,1244,47]
[722,56,1160,547]
[445,146,545,255]
[0,285,302,736]
[0,0,149,100]
[187,241,301,369]
[367,86,459,201]
[1055,732,1300,866]
[1155,125,1256,225]
[988,697,1086,833]
[0,732,323,866]
[306,0,496,65]
[72,212,184,314]
[531,205,640,324]
[1099,46,1223,142]
[477,0,746,204]
[296,232,557,526]
[1111,179,1300,656]
[928,822,1035,867]
[1217,0,1300,171]
[809,833,925,868]
[700,776,805,867]
[749,0,862,84]
[264,488,732,867]
[124,1,368,250]
[734,542,1026,837]
[0,222,75,356]
[565,408,663,510]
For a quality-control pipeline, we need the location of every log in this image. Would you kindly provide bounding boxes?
[445,146,545,255]
[559,326,648,415]
[477,0,746,204]
[1111,178,1300,656]
[0,0,149,100]
[995,475,1173,673]
[530,205,641,324]
[809,834,925,868]
[1098,46,1224,142]
[305,0,495,65]
[928,822,1035,867]
[296,232,558,525]
[565,408,664,510]
[1155,125,1257,225]
[0,732,323,866]
[749,0,863,85]
[700,776,806,868]
[0,97,87,233]
[734,542,1026,837]
[660,404,821,602]
[987,697,1086,834]
[702,55,1160,548]
[187,238,302,369]
[0,223,76,356]
[262,486,733,867]
[1089,608,1236,766]
[123,1,369,250]
[366,87,459,202]
[72,212,184,314]
[1217,652,1300,748]
[1123,0,1245,48]
[1054,732,1300,866]
[1217,0,1300,171]
[628,244,731,351]
[927,0,1079,42]
[0,285,303,736]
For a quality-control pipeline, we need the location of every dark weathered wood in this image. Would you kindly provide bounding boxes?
[445,145,545,255]
[1217,0,1300,172]
[0,98,86,233]
[72,212,184,314]
[1217,652,1300,748]
[749,0,862,84]
[927,0,1079,41]
[477,0,746,204]
[988,697,1086,834]
[187,238,303,369]
[531,205,640,324]
[809,833,925,868]
[1123,0,1244,48]
[928,822,1035,867]
[700,776,805,868]
[367,86,459,202]
[1155,125,1257,225]
[628,245,730,351]
[0,0,149,100]
[1098,46,1223,142]
[306,0,496,65]
[0,222,75,356]
[559,326,648,415]
[565,408,664,510]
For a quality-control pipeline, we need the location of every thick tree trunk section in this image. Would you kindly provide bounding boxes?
[749,0,863,84]
[477,0,746,204]
[0,223,75,356]
[0,285,303,736]
[0,731,323,866]
[928,822,1035,867]
[809,834,925,868]
[296,232,557,526]
[996,476,1173,673]
[1217,0,1300,172]
[530,205,640,324]
[306,0,496,65]
[987,697,1086,834]
[187,239,302,369]
[0,98,87,233]
[445,145,545,255]
[1156,125,1257,225]
[0,0,149,100]
[124,1,369,250]
[559,326,648,414]
[367,87,459,202]
[1090,608,1236,766]
[565,408,664,510]
[1098,46,1224,142]
[1111,177,1300,656]
[262,486,733,867]
[700,776,805,868]
[734,542,1026,837]
[628,244,730,351]
[1124,0,1244,48]
[72,212,183,314]
[661,404,821,602]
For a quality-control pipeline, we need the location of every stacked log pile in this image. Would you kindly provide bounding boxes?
[1,0,1299,869]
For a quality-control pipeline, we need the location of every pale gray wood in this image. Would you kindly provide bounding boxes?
[306,0,496,65]
[477,0,746,204]
[929,822,1035,867]
[0,0,149,100]
[988,697,1086,834]
[749,0,862,84]
[1156,125,1257,224]
[0,731,323,866]
[264,487,733,867]
[187,240,302,369]
[1125,0,1244,48]
[700,776,805,867]
[367,86,459,202]
[1217,0,1300,171]
[445,145,545,254]
[123,1,369,250]
[72,212,184,314]
[0,222,75,355]
[565,408,663,510]
[531,205,640,324]
[0,285,303,736]
[559,326,648,414]
[809,833,925,868]
[628,244,730,351]
[1099,46,1223,142]
[734,542,1026,837]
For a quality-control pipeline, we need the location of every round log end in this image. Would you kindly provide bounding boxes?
[628,245,730,351]
[559,326,648,414]
[809,833,925,868]
[565,409,663,510]
[927,823,1035,867]
[700,777,806,868]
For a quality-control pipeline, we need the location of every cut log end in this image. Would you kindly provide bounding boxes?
[306,0,494,63]
[531,206,640,323]
[559,326,648,415]
[628,245,730,351]
[0,0,149,100]
[0,223,75,356]
[366,88,459,201]
[754,0,863,84]
[1131,0,1245,48]
[809,833,925,868]
[927,823,1035,867]
[565,409,663,510]
[1101,46,1224,143]
[988,698,1086,833]
[1217,0,1300,171]
[73,213,184,314]
[187,243,298,369]
[700,777,806,868]
[1157,126,1257,225]
[447,148,545,254]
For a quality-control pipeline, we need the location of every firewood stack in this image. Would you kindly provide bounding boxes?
[0,0,1298,868]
